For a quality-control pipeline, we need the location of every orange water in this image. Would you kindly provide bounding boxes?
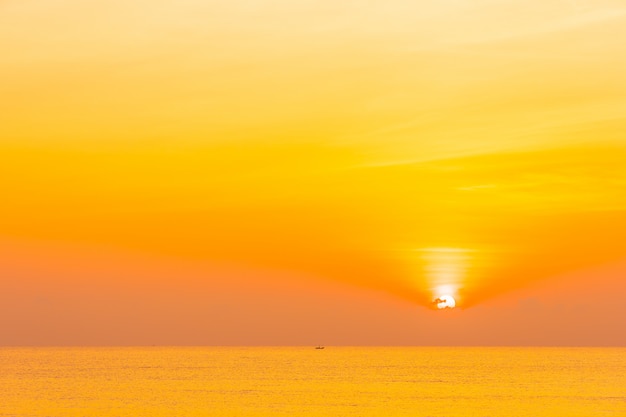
[1,347,624,416]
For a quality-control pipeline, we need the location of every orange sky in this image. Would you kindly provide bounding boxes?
[1,0,625,345]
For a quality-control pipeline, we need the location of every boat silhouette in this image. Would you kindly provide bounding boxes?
[315,346,325,350]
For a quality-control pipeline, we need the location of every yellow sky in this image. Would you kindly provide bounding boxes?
[1,0,626,320]
[3,0,625,154]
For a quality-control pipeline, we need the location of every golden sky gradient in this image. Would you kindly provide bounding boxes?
[1,0,625,344]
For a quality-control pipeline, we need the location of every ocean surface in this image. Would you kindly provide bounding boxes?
[1,347,625,416]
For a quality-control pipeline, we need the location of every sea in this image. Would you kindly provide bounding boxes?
[1,347,624,416]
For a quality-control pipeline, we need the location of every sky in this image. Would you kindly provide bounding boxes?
[1,0,625,345]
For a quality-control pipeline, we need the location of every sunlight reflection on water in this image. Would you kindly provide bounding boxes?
[1,347,625,416]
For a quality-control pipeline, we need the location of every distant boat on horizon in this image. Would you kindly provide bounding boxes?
[315,346,325,350]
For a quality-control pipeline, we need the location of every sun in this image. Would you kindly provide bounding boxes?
[434,295,456,309]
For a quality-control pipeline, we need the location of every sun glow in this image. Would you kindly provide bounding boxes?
[419,248,470,308]
[435,295,456,309]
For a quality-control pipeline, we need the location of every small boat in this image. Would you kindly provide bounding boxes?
[315,346,325,350]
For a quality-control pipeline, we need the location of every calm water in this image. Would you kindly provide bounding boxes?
[1,347,625,416]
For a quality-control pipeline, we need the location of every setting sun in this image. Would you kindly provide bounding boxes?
[435,295,457,309]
